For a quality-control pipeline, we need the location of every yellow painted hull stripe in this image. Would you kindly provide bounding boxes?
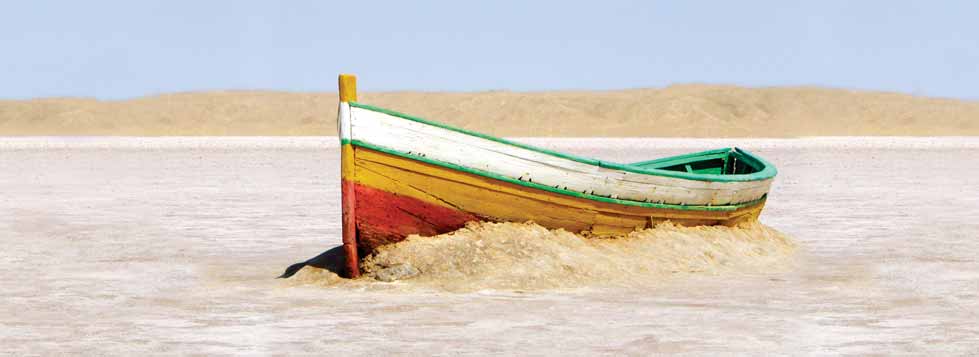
[350,146,764,234]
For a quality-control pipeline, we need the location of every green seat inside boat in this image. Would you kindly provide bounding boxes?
[627,148,764,175]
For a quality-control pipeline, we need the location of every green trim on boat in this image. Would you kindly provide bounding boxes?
[350,139,766,212]
[348,102,777,183]
[629,148,732,168]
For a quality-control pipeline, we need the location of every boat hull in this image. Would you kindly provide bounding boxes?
[346,144,766,257]
[348,102,774,206]
[333,74,774,278]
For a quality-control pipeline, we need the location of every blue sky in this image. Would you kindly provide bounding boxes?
[2,1,977,99]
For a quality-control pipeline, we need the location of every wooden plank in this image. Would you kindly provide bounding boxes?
[350,106,772,205]
[351,146,765,235]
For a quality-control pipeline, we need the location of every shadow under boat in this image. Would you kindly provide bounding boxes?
[278,245,347,279]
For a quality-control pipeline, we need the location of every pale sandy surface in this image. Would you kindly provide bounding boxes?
[2,137,979,355]
[2,86,979,137]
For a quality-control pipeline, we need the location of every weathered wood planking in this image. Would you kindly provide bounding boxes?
[350,105,772,206]
[350,146,765,251]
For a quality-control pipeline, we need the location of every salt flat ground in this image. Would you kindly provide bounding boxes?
[1,137,978,355]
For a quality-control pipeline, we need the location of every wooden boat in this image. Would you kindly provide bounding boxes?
[336,74,777,277]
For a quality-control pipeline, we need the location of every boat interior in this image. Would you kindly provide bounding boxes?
[628,148,765,176]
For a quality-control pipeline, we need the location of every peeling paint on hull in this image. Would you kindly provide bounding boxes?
[351,180,479,255]
[347,145,766,258]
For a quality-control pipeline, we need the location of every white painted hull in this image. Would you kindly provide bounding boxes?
[347,105,773,206]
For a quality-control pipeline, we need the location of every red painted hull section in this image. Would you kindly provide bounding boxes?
[348,180,480,257]
[340,180,360,278]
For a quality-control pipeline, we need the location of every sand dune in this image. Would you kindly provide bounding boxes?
[1,85,977,136]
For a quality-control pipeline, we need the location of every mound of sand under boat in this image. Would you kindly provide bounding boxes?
[287,221,796,291]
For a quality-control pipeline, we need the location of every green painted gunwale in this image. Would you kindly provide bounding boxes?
[348,102,777,183]
[349,139,765,212]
